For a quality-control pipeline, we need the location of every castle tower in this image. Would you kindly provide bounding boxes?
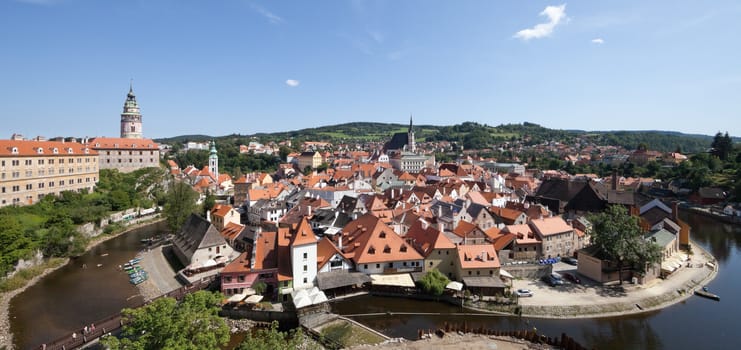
[407,114,416,153]
[208,140,219,181]
[120,82,143,139]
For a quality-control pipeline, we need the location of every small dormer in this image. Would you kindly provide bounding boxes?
[368,246,375,254]
[52,147,59,154]
[37,147,44,154]
[84,148,90,154]
[95,143,100,147]
[379,231,386,239]
[11,147,18,154]
[400,244,408,253]
[114,143,119,148]
[67,148,74,154]
[132,143,137,148]
[383,245,391,254]
[147,144,153,148]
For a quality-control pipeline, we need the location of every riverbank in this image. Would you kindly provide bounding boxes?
[0,218,165,350]
[512,241,718,319]
[348,332,556,350]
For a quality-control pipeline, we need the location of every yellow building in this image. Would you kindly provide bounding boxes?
[298,151,322,170]
[405,221,458,279]
[0,139,99,207]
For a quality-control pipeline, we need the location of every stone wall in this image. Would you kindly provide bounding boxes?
[500,263,552,280]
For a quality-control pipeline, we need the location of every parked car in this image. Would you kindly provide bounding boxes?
[563,257,578,265]
[563,272,581,284]
[515,289,534,297]
[541,274,564,286]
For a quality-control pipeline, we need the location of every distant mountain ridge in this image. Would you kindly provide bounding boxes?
[155,122,735,154]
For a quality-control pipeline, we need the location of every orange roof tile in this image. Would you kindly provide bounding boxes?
[253,231,278,270]
[339,213,423,264]
[221,252,251,274]
[457,244,500,269]
[317,236,345,270]
[291,217,318,247]
[220,222,244,242]
[0,140,97,157]
[530,216,572,236]
[88,137,159,149]
[405,220,456,257]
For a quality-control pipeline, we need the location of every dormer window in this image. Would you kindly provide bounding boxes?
[368,246,375,254]
[132,143,137,148]
[52,148,58,154]
[37,148,44,154]
[11,147,18,154]
[383,245,391,254]
[95,143,100,147]
[379,231,386,238]
[400,245,407,252]
[147,144,152,148]
[114,144,119,148]
[67,148,73,154]
[84,148,89,154]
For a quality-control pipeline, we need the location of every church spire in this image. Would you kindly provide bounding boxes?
[409,114,413,133]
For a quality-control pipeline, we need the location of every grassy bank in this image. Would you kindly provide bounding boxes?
[0,258,66,293]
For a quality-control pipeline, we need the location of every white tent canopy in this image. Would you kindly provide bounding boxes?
[291,286,328,309]
[245,295,263,304]
[371,273,415,288]
[445,281,464,291]
[226,293,247,303]
[499,269,514,279]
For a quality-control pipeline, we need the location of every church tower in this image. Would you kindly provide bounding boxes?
[120,83,143,139]
[208,140,219,181]
[407,115,416,153]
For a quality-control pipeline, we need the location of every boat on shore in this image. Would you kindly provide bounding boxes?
[695,288,720,301]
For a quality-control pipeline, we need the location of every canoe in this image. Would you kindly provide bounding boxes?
[695,289,720,301]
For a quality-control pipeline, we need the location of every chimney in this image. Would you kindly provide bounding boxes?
[421,219,429,230]
[438,205,442,218]
[392,189,395,198]
[338,235,343,250]
[206,210,211,222]
[307,205,312,217]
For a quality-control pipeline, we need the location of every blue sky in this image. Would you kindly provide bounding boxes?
[1,0,740,139]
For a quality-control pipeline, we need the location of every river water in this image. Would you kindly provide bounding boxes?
[9,221,166,350]
[331,212,741,350]
[9,213,741,349]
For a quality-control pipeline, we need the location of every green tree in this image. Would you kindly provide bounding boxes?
[163,181,199,233]
[588,205,663,284]
[417,269,450,296]
[237,321,311,350]
[101,291,229,350]
[109,189,132,211]
[202,191,216,216]
[252,281,267,295]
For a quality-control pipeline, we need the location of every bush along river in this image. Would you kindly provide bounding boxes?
[10,211,741,350]
[9,221,166,349]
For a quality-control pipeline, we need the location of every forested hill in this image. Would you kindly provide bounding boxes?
[155,121,730,154]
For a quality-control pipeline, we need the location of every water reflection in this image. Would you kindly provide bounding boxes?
[9,222,166,349]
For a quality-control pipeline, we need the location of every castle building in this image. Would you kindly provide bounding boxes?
[89,84,160,173]
[0,139,98,207]
[120,83,143,139]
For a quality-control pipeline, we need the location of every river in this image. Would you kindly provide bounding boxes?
[9,212,741,349]
[331,212,741,350]
[9,221,166,350]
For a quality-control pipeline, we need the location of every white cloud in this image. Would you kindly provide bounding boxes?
[514,4,568,41]
[285,79,300,87]
[250,3,283,24]
[591,38,605,44]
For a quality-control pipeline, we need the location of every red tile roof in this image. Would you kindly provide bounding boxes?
[405,220,456,257]
[88,137,159,149]
[457,244,500,269]
[530,216,573,236]
[0,140,97,157]
[339,213,423,264]
[317,236,345,270]
[221,252,252,274]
